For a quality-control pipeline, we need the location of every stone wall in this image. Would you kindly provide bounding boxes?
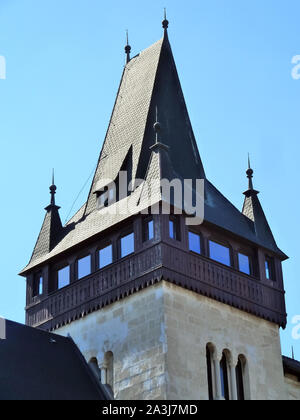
[284,375,300,400]
[56,283,167,400]
[56,281,289,400]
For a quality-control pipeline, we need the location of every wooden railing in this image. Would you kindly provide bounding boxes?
[26,242,286,330]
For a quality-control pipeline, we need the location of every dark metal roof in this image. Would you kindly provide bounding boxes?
[21,28,287,275]
[0,319,109,400]
[283,356,300,381]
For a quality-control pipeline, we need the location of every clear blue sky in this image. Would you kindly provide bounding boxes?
[0,0,299,358]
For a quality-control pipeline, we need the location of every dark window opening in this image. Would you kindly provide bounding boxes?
[206,346,214,401]
[209,241,231,267]
[236,358,245,401]
[220,353,230,400]
[189,231,201,254]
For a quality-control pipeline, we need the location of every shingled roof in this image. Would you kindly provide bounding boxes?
[0,319,109,400]
[20,23,286,275]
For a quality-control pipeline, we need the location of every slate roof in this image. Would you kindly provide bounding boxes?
[0,319,109,400]
[283,356,300,382]
[20,26,287,275]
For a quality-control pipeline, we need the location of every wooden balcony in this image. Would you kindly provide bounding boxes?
[26,242,286,331]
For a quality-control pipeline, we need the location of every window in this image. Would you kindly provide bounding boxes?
[206,345,214,401]
[33,274,43,297]
[236,357,245,401]
[77,255,91,279]
[89,358,101,382]
[209,240,231,266]
[238,253,251,275]
[189,231,201,254]
[220,352,230,400]
[121,232,134,258]
[169,216,180,241]
[99,244,113,269]
[265,257,275,281]
[58,266,70,289]
[143,218,154,242]
[102,351,114,398]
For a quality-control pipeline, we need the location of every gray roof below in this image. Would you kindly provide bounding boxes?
[0,319,109,400]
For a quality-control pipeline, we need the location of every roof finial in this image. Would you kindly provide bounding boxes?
[49,169,57,206]
[246,153,254,191]
[153,106,161,144]
[162,8,169,30]
[125,30,131,64]
[292,346,295,360]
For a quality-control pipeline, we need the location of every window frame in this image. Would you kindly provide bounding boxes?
[98,243,114,270]
[76,254,92,280]
[208,239,232,267]
[238,252,252,276]
[57,265,70,290]
[265,256,275,281]
[32,272,43,298]
[143,217,154,242]
[169,215,181,241]
[119,230,135,259]
[188,230,202,255]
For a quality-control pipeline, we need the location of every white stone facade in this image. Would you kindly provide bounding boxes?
[56,281,297,400]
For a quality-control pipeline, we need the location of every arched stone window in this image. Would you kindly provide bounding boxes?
[206,344,214,400]
[236,355,248,400]
[102,351,114,395]
[88,357,101,382]
[220,351,230,400]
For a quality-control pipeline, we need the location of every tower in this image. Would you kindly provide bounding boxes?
[20,17,290,400]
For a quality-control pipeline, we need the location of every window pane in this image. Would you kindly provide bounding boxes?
[265,258,274,280]
[169,220,174,239]
[121,233,134,258]
[38,277,43,295]
[58,266,70,289]
[209,241,231,266]
[78,255,91,279]
[99,245,113,269]
[238,253,250,275]
[33,275,43,297]
[148,220,154,240]
[189,232,201,254]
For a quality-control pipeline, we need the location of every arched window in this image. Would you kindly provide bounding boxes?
[236,355,246,400]
[206,345,214,400]
[220,352,230,400]
[88,357,101,382]
[103,351,114,394]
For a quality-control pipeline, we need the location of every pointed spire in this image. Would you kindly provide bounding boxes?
[125,30,131,64]
[49,169,57,206]
[292,346,295,360]
[162,8,169,31]
[244,155,259,197]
